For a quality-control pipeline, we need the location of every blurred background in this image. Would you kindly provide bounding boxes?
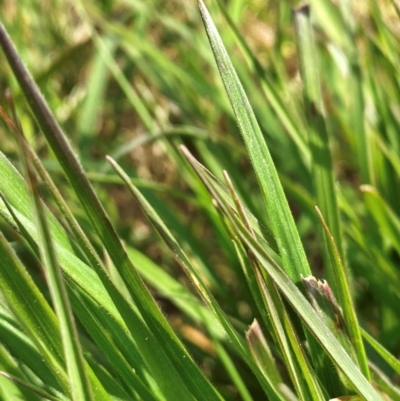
[1,0,399,394]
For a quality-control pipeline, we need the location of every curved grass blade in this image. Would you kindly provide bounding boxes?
[197,0,311,284]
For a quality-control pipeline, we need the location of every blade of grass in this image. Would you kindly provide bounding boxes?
[246,320,282,388]
[197,0,311,284]
[20,139,94,401]
[197,157,325,400]
[0,372,62,401]
[0,230,70,395]
[106,155,286,401]
[314,206,369,378]
[0,21,223,401]
[0,147,197,401]
[215,0,310,168]
[362,330,400,376]
[2,111,155,398]
[214,192,382,401]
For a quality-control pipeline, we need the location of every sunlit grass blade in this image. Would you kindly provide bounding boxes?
[2,116,192,396]
[0,21,223,401]
[207,183,382,400]
[197,0,311,284]
[21,140,94,400]
[106,155,285,401]
[66,286,160,401]
[193,153,324,401]
[0,150,199,401]
[0,231,70,395]
[215,0,310,168]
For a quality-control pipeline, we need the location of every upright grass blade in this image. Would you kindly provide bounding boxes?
[0,230,69,395]
[179,145,381,399]
[0,21,222,401]
[17,124,94,401]
[197,0,311,284]
[215,0,310,168]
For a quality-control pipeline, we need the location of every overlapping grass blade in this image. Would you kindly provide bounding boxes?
[20,132,95,401]
[0,302,65,400]
[0,21,224,401]
[212,187,381,399]
[107,155,285,401]
[187,150,324,401]
[314,206,368,378]
[0,371,61,401]
[0,217,70,393]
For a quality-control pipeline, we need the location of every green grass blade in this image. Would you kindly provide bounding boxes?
[107,155,285,401]
[0,372,62,401]
[362,329,400,376]
[215,0,310,167]
[197,0,311,284]
[223,211,382,400]
[0,21,221,401]
[314,206,369,378]
[246,320,282,388]
[189,151,324,401]
[0,149,195,401]
[0,231,70,394]
[22,146,94,401]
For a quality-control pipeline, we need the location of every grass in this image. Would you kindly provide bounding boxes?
[0,0,399,400]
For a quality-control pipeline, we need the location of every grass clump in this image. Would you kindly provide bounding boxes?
[0,0,399,400]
